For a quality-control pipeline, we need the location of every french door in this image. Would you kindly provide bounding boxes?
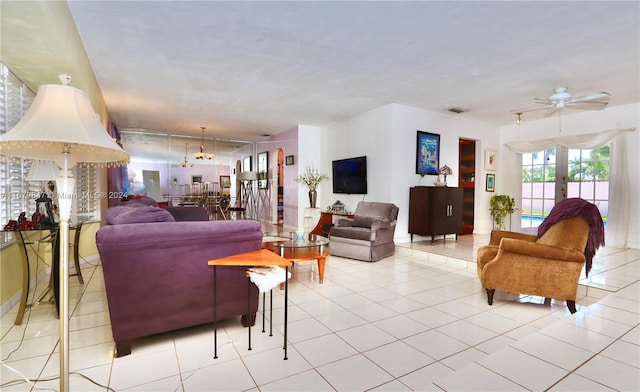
[521,146,609,228]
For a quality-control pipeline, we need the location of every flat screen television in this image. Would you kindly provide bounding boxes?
[332,156,367,194]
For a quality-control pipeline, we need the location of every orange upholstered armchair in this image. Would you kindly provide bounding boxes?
[477,198,605,313]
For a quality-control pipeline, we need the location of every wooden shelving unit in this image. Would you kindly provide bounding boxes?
[459,139,476,235]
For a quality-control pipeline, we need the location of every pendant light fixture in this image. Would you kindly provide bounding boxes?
[193,126,213,160]
[181,143,195,167]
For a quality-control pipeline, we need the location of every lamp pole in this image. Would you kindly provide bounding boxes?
[56,147,75,392]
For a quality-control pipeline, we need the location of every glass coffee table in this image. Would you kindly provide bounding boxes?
[264,233,329,283]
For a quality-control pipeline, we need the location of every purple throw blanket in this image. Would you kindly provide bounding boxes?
[537,198,605,277]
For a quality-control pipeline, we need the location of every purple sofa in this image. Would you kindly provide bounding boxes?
[96,202,263,357]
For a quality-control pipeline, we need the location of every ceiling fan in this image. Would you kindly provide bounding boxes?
[513,87,611,118]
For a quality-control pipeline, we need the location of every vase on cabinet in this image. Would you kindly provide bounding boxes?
[308,190,317,208]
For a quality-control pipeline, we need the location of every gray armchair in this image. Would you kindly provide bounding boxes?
[329,202,399,262]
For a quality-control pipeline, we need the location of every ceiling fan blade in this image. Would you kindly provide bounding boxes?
[543,107,560,117]
[534,98,553,104]
[511,106,551,114]
[571,92,610,103]
[567,101,609,110]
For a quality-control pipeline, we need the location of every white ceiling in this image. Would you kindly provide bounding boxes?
[5,1,640,155]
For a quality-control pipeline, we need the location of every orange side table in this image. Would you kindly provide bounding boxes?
[208,249,292,359]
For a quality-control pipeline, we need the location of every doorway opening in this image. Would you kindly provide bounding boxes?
[458,138,476,234]
[277,149,284,226]
[458,139,476,234]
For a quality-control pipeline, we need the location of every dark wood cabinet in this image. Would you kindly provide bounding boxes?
[408,186,464,243]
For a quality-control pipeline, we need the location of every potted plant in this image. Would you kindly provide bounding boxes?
[489,194,517,230]
[296,164,329,208]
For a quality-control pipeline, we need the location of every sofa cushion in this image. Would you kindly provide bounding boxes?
[352,215,390,230]
[106,205,175,225]
[162,206,209,221]
[330,226,372,241]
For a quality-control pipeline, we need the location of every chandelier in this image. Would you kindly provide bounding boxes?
[193,126,213,160]
[181,142,194,167]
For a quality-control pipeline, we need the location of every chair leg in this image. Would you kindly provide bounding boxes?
[486,288,495,305]
[566,300,577,314]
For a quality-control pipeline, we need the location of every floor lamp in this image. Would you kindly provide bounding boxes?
[239,171,258,219]
[0,77,129,392]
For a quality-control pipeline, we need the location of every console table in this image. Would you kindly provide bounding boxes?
[310,211,354,237]
[5,219,96,325]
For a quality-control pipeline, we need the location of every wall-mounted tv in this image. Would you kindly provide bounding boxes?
[332,156,367,194]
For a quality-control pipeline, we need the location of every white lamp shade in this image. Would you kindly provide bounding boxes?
[26,159,60,181]
[0,84,129,167]
[239,171,258,181]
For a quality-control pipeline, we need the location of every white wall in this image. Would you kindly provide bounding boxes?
[500,103,640,248]
[321,103,500,242]
[320,104,394,209]
[296,125,323,229]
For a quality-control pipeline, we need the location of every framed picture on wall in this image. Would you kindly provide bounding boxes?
[285,155,294,165]
[257,151,268,189]
[191,175,203,183]
[486,173,495,192]
[416,131,440,175]
[219,175,231,188]
[485,149,497,171]
[243,156,252,172]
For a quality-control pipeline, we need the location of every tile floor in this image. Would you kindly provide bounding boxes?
[1,232,638,391]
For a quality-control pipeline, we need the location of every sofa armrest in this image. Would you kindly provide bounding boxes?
[370,219,391,231]
[500,238,585,263]
[336,218,354,227]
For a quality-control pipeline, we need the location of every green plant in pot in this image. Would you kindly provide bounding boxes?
[489,194,517,230]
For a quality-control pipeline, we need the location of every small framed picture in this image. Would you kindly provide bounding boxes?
[243,156,252,172]
[219,175,231,188]
[285,155,294,165]
[257,151,268,189]
[191,175,203,183]
[485,149,497,171]
[486,174,495,192]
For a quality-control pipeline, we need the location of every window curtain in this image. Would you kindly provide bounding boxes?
[107,122,129,207]
[505,127,636,248]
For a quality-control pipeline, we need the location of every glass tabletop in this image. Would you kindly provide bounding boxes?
[264,232,329,249]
